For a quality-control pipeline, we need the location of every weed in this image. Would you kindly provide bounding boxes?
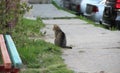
[51,0,61,10]
[11,18,73,73]
[52,0,76,15]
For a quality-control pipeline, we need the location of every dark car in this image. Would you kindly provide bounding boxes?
[62,0,81,14]
[103,0,120,29]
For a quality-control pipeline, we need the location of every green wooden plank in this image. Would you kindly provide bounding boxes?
[5,35,22,68]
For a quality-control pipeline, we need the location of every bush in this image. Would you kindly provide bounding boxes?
[0,0,32,34]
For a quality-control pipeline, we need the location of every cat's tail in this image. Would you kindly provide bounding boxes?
[64,46,72,49]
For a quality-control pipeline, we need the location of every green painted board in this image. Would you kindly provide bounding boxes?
[5,35,22,68]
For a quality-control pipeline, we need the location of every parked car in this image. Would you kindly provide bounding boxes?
[62,0,81,14]
[70,0,81,13]
[80,0,102,15]
[85,0,106,23]
[103,0,120,29]
[63,0,71,9]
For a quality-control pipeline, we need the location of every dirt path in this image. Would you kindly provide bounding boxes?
[42,19,120,73]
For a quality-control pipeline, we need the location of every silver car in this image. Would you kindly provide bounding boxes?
[84,0,106,23]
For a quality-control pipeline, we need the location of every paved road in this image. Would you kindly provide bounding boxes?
[42,19,120,73]
[24,4,76,19]
[25,4,120,73]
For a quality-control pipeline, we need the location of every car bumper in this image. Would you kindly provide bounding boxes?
[116,12,120,21]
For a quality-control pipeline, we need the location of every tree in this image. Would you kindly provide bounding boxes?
[0,0,32,34]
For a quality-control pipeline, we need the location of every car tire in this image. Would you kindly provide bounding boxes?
[116,21,120,30]
[99,20,102,24]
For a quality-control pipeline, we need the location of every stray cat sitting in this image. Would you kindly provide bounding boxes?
[53,24,72,49]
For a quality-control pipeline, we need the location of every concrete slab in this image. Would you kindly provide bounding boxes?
[24,3,120,73]
[24,4,76,19]
[42,19,120,73]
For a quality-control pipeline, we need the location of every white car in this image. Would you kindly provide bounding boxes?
[80,0,104,15]
[84,0,106,23]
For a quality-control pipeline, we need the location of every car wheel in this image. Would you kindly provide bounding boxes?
[99,21,102,24]
[116,21,120,30]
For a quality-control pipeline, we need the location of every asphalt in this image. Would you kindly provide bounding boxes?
[24,4,76,19]
[24,4,120,73]
[42,19,120,73]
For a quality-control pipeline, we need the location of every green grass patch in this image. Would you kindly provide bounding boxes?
[11,18,73,73]
[52,0,76,15]
[52,0,61,10]
[77,15,117,30]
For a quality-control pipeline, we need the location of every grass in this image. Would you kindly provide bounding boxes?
[51,0,61,10]
[11,18,73,73]
[77,16,118,31]
[51,0,77,16]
